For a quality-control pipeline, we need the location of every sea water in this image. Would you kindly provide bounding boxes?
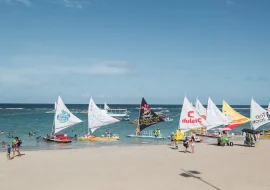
[0,104,268,152]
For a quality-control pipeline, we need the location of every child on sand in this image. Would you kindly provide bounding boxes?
[6,145,11,160]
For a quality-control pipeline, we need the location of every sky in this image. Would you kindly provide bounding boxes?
[0,0,269,104]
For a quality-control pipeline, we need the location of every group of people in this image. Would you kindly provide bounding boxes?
[5,137,22,160]
[170,132,195,153]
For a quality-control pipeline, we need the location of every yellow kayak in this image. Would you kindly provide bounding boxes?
[77,136,120,141]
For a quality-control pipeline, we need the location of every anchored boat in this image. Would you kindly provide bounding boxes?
[127,97,165,139]
[77,98,120,141]
[44,96,83,143]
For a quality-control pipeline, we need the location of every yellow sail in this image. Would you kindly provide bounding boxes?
[222,100,250,129]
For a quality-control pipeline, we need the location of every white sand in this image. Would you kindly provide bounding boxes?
[1,140,270,190]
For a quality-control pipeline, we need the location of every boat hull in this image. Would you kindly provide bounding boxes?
[126,134,165,139]
[43,137,72,143]
[77,136,120,141]
[259,135,270,140]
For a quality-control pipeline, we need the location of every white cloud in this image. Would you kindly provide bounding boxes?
[61,0,90,9]
[0,55,135,86]
[0,0,32,7]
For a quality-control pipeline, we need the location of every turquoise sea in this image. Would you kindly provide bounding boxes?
[0,104,269,152]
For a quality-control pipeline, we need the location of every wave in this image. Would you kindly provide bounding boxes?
[5,108,24,110]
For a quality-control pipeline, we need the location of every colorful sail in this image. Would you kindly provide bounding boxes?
[195,98,206,119]
[179,96,209,133]
[138,97,164,131]
[250,98,270,130]
[89,98,119,133]
[54,96,83,134]
[206,97,231,130]
[222,100,250,129]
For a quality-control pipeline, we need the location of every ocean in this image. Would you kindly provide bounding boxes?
[0,104,269,152]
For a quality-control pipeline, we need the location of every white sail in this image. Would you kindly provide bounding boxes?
[178,96,208,133]
[195,99,206,117]
[268,102,270,114]
[54,102,57,110]
[104,102,110,110]
[250,98,270,130]
[206,97,231,130]
[54,96,82,134]
[89,98,119,133]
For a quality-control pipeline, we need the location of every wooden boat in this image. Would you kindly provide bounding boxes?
[44,134,72,143]
[78,98,120,141]
[44,96,82,143]
[127,97,165,139]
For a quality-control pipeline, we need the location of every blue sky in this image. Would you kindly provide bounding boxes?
[0,0,269,104]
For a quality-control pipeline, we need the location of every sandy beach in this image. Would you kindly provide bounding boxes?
[1,140,270,190]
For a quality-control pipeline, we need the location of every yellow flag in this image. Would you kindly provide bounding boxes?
[222,100,250,129]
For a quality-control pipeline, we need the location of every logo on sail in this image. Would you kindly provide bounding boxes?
[182,111,202,123]
[252,112,267,124]
[57,110,70,123]
[141,104,152,118]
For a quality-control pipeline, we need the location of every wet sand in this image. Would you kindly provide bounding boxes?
[1,140,270,190]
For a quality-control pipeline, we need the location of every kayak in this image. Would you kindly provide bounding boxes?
[77,136,120,141]
[43,137,72,143]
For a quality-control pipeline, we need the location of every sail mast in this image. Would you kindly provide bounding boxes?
[137,97,143,130]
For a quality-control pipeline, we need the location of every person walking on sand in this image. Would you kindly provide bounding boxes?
[12,137,21,158]
[183,137,189,153]
[6,144,11,160]
[191,135,195,153]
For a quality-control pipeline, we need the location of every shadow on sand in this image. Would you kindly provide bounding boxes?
[207,143,248,148]
[179,169,221,190]
[178,150,191,153]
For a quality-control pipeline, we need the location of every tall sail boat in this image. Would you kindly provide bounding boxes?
[44,96,83,143]
[206,97,231,131]
[178,97,208,136]
[127,97,165,139]
[45,102,57,113]
[222,100,250,129]
[250,98,269,130]
[104,102,110,110]
[78,98,120,141]
[195,98,206,119]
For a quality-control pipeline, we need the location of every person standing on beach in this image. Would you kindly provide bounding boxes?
[6,145,11,160]
[12,137,21,158]
[191,136,195,153]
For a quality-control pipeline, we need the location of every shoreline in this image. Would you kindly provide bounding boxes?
[0,136,245,152]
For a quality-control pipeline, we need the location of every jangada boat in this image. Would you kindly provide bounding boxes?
[77,98,120,141]
[126,97,165,139]
[173,96,209,142]
[44,96,83,143]
[194,97,231,138]
[249,98,270,133]
[44,134,72,143]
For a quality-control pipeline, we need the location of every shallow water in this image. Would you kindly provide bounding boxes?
[0,104,268,152]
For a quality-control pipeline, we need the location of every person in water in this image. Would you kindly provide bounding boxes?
[136,127,140,136]
[157,128,161,136]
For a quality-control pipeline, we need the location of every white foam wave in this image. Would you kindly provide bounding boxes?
[5,108,24,110]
